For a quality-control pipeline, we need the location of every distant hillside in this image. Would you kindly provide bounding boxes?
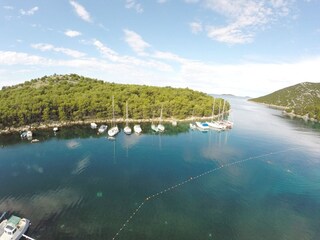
[0,74,229,128]
[250,82,320,121]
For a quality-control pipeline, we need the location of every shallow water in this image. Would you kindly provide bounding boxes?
[0,97,319,240]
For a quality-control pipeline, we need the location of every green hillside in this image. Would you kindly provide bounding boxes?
[250,82,320,121]
[0,74,229,128]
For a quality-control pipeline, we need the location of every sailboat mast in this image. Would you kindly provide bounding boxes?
[222,100,226,121]
[160,105,163,124]
[126,101,129,126]
[112,96,115,126]
[212,98,215,121]
[218,100,222,121]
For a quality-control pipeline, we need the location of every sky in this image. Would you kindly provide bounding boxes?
[0,0,319,97]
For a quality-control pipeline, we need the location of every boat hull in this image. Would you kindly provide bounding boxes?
[0,217,30,240]
[133,125,142,134]
[98,125,107,133]
[151,124,159,132]
[124,126,132,135]
[157,124,165,132]
[108,126,119,137]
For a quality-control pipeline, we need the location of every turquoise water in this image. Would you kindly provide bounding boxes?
[0,97,320,240]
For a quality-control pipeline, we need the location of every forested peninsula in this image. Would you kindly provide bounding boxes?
[0,74,229,130]
[250,82,320,121]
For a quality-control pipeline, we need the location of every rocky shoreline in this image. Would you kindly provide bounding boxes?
[282,111,319,123]
[0,114,227,135]
[252,102,290,110]
[250,101,319,123]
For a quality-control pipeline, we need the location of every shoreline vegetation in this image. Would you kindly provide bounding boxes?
[282,110,319,123]
[249,82,320,122]
[252,102,319,123]
[0,74,231,134]
[0,113,229,135]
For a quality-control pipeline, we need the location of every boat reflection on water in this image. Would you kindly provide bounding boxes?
[0,96,320,239]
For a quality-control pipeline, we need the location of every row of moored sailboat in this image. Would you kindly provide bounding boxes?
[21,97,231,139]
[190,99,233,132]
[92,97,146,138]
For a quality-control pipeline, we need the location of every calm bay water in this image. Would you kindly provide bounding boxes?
[0,97,320,240]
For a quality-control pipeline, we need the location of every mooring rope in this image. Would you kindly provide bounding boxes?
[112,147,302,240]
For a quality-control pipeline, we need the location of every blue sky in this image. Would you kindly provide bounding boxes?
[0,0,319,97]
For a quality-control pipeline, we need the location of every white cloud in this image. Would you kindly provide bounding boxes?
[3,6,14,10]
[92,39,172,72]
[178,57,320,96]
[31,43,86,58]
[20,6,39,16]
[98,23,108,31]
[158,0,168,3]
[92,40,120,62]
[185,0,200,3]
[206,24,254,44]
[69,0,92,22]
[192,0,293,44]
[65,30,82,38]
[125,0,143,13]
[0,51,48,65]
[153,51,189,64]
[2,32,320,97]
[190,21,203,34]
[123,29,151,56]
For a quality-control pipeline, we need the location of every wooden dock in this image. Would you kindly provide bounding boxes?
[23,234,36,240]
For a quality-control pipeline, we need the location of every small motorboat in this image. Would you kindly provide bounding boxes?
[21,131,33,139]
[195,122,209,132]
[0,212,33,240]
[20,131,27,139]
[98,125,107,133]
[195,122,209,130]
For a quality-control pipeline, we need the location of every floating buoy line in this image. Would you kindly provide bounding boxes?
[112,147,302,240]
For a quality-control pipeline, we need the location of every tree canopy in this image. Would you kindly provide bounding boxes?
[250,82,320,121]
[0,74,230,128]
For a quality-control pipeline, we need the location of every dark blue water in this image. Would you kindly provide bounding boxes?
[0,97,319,240]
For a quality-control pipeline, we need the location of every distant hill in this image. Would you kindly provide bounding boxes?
[250,82,320,121]
[0,74,229,128]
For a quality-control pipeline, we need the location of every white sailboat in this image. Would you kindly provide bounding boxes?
[206,98,226,130]
[133,124,142,134]
[151,111,159,132]
[157,105,165,132]
[124,101,132,135]
[108,96,119,137]
[220,100,234,129]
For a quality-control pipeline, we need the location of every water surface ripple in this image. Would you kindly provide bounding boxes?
[0,96,319,240]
